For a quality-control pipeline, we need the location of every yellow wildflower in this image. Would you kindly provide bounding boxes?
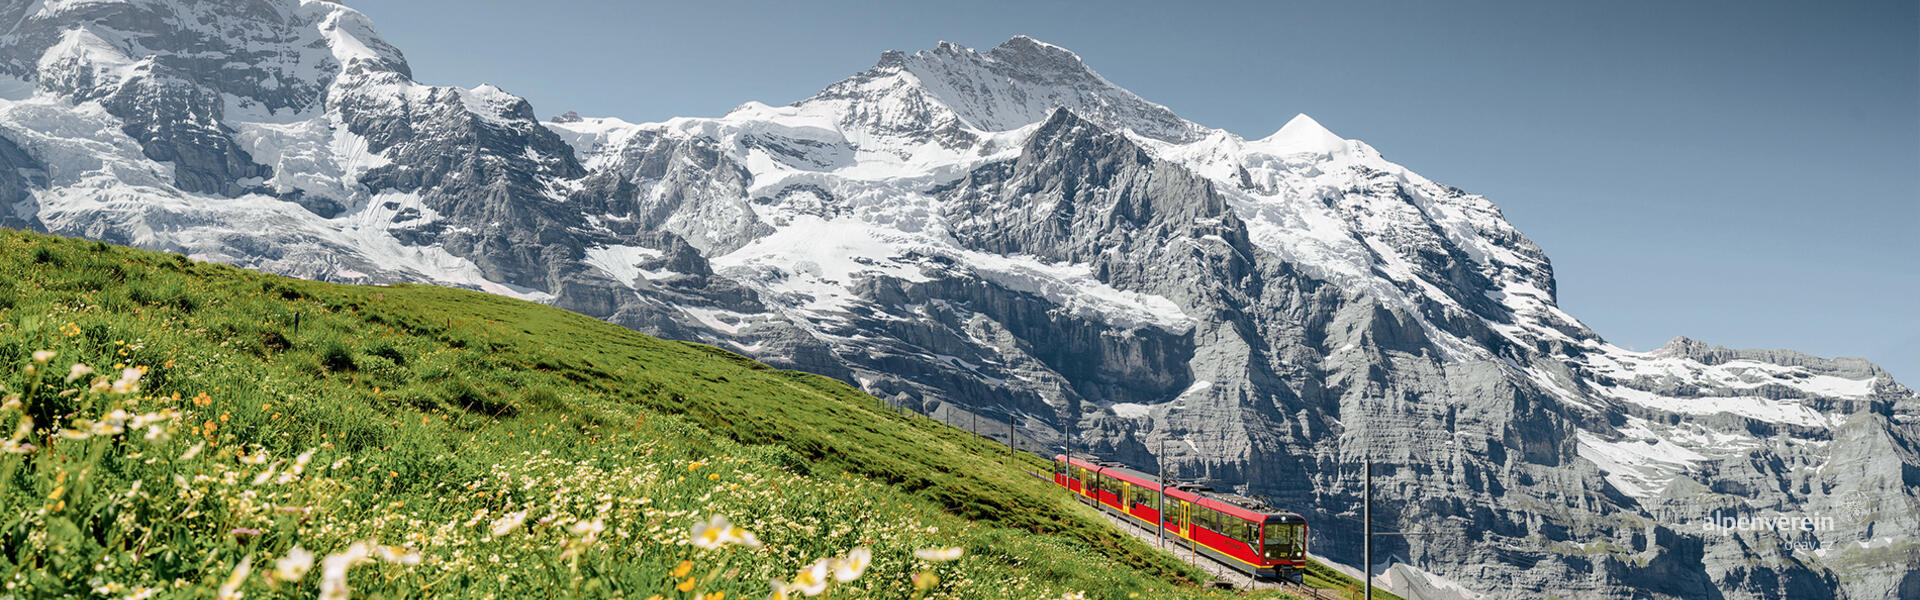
[912,571,939,591]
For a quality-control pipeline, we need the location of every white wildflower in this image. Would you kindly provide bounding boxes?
[490,510,528,537]
[109,368,141,394]
[251,462,280,486]
[569,518,605,545]
[216,555,251,600]
[832,547,870,582]
[373,544,421,565]
[320,541,372,600]
[790,559,832,597]
[271,546,313,584]
[913,547,964,562]
[690,515,731,549]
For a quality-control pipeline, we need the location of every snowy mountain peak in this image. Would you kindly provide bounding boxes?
[2,0,410,115]
[982,34,1085,67]
[804,36,1201,144]
[1655,336,1707,355]
[1256,112,1347,155]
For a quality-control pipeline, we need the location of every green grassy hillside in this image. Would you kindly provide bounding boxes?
[0,230,1367,599]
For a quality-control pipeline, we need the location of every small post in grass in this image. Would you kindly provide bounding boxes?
[1006,412,1014,468]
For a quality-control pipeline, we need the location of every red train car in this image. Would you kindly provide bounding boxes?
[1053,454,1307,582]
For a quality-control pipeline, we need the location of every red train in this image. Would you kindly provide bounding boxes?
[1053,454,1307,582]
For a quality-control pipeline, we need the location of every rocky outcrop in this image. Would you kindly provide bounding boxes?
[0,133,46,231]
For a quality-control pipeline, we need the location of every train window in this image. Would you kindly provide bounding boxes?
[1232,520,1255,544]
[1262,523,1305,559]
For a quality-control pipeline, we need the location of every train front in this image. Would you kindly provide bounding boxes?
[1260,514,1307,583]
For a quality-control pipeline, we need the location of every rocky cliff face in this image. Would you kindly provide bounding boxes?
[0,3,1912,598]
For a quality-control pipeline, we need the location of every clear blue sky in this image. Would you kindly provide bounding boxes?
[349,0,1919,382]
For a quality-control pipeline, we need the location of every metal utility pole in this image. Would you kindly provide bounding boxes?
[1364,451,1372,600]
[1064,408,1073,458]
[1158,438,1166,549]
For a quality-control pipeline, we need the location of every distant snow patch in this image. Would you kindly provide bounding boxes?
[1576,419,1706,499]
[584,245,667,286]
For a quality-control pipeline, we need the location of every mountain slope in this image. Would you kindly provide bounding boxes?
[0,227,1324,599]
[0,2,1914,598]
